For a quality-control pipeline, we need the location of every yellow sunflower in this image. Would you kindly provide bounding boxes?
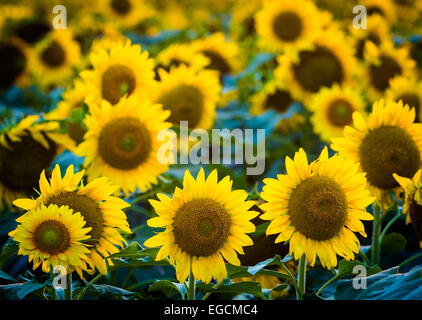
[255,0,323,55]
[154,43,210,81]
[0,37,31,90]
[250,80,294,116]
[385,76,422,123]
[274,28,357,104]
[260,148,375,269]
[13,164,131,277]
[77,95,172,196]
[9,204,91,274]
[97,0,155,30]
[0,115,61,210]
[229,0,262,41]
[393,170,422,247]
[28,29,81,90]
[153,65,221,130]
[361,0,397,23]
[363,41,416,102]
[349,14,391,60]
[192,32,241,82]
[46,79,90,153]
[331,99,422,208]
[80,37,156,106]
[393,0,422,30]
[309,84,366,142]
[144,168,259,283]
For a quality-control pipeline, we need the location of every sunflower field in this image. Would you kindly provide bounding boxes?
[0,0,422,305]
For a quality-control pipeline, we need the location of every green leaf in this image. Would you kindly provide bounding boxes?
[247,255,292,276]
[381,233,407,254]
[336,260,381,278]
[208,281,264,298]
[0,238,19,269]
[82,284,136,298]
[0,270,15,282]
[0,279,44,299]
[250,222,269,237]
[149,280,186,298]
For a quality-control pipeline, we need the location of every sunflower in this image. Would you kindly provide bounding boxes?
[13,164,131,277]
[154,43,210,81]
[28,29,81,90]
[332,99,422,208]
[309,84,366,142]
[393,170,422,247]
[255,0,323,55]
[46,79,90,153]
[192,32,241,83]
[144,168,259,283]
[361,0,397,23]
[153,65,221,130]
[393,0,422,31]
[0,116,60,210]
[229,0,262,41]
[250,80,295,116]
[349,14,391,60]
[77,95,172,196]
[362,41,416,102]
[260,148,375,268]
[9,204,91,274]
[81,37,156,106]
[274,28,356,104]
[385,76,422,123]
[97,0,155,30]
[0,38,30,90]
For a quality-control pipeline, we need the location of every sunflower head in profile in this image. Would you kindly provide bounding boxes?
[46,79,90,153]
[394,170,422,247]
[81,38,156,106]
[255,0,322,55]
[144,168,259,283]
[250,80,295,116]
[385,76,422,123]
[13,164,131,277]
[332,99,422,208]
[192,32,241,83]
[363,41,416,102]
[28,29,81,90]
[98,0,156,30]
[0,116,62,210]
[77,95,172,196]
[260,148,375,269]
[154,65,221,130]
[309,84,366,142]
[0,38,30,90]
[275,28,356,104]
[154,43,210,81]
[9,204,91,274]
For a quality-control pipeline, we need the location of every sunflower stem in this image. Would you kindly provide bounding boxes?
[65,273,72,300]
[379,212,402,243]
[297,254,307,300]
[316,273,340,296]
[187,259,196,300]
[371,204,382,266]
[398,251,422,271]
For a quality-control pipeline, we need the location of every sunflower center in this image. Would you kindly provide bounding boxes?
[0,42,26,89]
[173,198,231,257]
[369,55,402,92]
[326,99,354,127]
[46,192,104,242]
[288,176,347,241]
[158,84,204,128]
[41,40,66,68]
[201,50,231,78]
[111,0,131,15]
[359,126,421,189]
[264,89,293,113]
[293,46,344,93]
[0,132,56,192]
[101,64,136,105]
[397,93,420,122]
[272,11,302,42]
[67,122,86,145]
[98,117,151,170]
[33,220,71,255]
